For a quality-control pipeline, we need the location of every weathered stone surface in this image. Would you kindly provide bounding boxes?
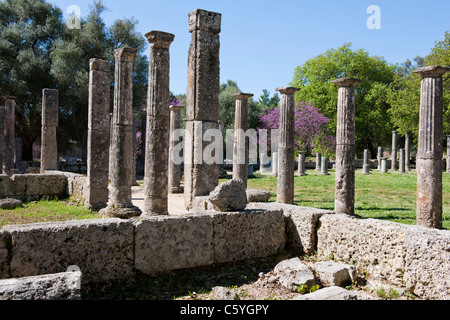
[134,214,213,274]
[294,286,358,300]
[313,261,356,287]
[274,257,315,291]
[4,219,134,284]
[246,189,271,203]
[247,202,331,255]
[212,286,239,300]
[0,198,23,210]
[0,230,10,279]
[0,106,5,172]
[209,179,247,212]
[213,209,285,264]
[3,97,16,175]
[25,174,67,200]
[0,271,81,300]
[41,89,59,173]
[169,105,185,194]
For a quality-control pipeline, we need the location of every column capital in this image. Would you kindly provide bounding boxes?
[231,92,254,100]
[413,65,450,78]
[89,58,110,72]
[169,105,185,111]
[332,77,362,87]
[188,9,221,34]
[275,87,300,95]
[114,47,137,62]
[145,30,175,49]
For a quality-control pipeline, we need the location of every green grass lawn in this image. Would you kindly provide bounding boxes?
[239,169,450,230]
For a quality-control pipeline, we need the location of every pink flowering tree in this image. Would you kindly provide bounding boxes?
[258,102,336,158]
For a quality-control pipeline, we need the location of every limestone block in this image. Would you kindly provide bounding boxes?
[0,175,13,198]
[246,189,271,203]
[188,9,221,34]
[209,179,247,212]
[274,257,316,291]
[212,209,285,264]
[4,219,134,284]
[0,230,10,279]
[294,286,358,300]
[25,174,67,199]
[0,271,81,300]
[313,261,356,287]
[134,214,214,274]
[403,227,450,300]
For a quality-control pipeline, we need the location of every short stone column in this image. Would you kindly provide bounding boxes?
[381,157,388,173]
[169,105,185,194]
[413,65,450,229]
[332,77,362,215]
[84,59,111,210]
[40,90,59,173]
[405,131,411,171]
[315,152,322,171]
[321,157,330,175]
[362,149,370,175]
[3,97,16,175]
[391,130,398,171]
[143,31,175,216]
[100,48,141,219]
[446,135,450,173]
[276,87,300,204]
[184,9,221,211]
[232,92,253,187]
[297,151,307,176]
[377,146,383,171]
[399,148,406,174]
[272,152,278,176]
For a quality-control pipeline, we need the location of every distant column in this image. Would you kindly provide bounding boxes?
[84,58,111,210]
[399,148,406,174]
[41,90,59,173]
[447,136,450,173]
[362,149,370,175]
[413,65,450,229]
[272,152,278,176]
[297,151,307,176]
[377,146,383,171]
[332,77,362,215]
[3,97,16,175]
[321,157,330,175]
[100,48,141,219]
[381,158,388,173]
[131,113,139,186]
[405,131,411,171]
[232,92,254,187]
[168,105,185,194]
[391,130,398,171]
[315,152,322,171]
[276,87,300,204]
[0,106,5,172]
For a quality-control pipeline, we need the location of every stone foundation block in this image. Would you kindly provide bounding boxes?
[0,230,11,279]
[25,174,67,199]
[134,214,214,274]
[4,219,134,284]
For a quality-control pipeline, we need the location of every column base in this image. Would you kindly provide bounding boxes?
[169,187,184,194]
[98,205,142,219]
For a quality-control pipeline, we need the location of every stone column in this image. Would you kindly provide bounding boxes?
[447,136,450,173]
[377,146,383,171]
[169,105,185,194]
[143,31,175,216]
[232,92,253,187]
[297,151,307,176]
[259,153,271,174]
[100,48,141,219]
[381,158,388,173]
[321,157,330,175]
[405,131,411,171]
[84,58,111,210]
[0,105,5,172]
[131,112,139,186]
[413,65,450,229]
[184,9,221,210]
[391,130,398,171]
[399,148,405,174]
[332,77,362,215]
[3,97,16,175]
[362,149,370,175]
[271,152,278,176]
[315,152,322,171]
[276,87,300,204]
[40,90,59,173]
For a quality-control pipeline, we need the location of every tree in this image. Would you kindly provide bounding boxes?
[291,43,397,157]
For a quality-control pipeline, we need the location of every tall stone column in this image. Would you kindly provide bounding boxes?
[405,131,411,171]
[168,105,185,194]
[143,31,175,216]
[0,105,5,172]
[399,148,406,174]
[3,97,16,175]
[84,59,111,210]
[297,151,306,176]
[447,136,450,173]
[184,9,221,210]
[332,77,362,215]
[413,65,450,229]
[232,92,253,187]
[276,87,300,204]
[131,112,139,186]
[391,130,398,171]
[40,90,59,173]
[362,149,370,175]
[100,48,141,219]
[377,146,383,171]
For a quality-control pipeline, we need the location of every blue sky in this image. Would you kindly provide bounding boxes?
[51,0,450,98]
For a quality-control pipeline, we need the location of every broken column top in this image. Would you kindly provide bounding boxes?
[231,92,254,100]
[275,87,300,95]
[413,65,450,78]
[188,9,221,34]
[145,30,175,49]
[114,47,137,61]
[90,58,110,72]
[332,77,362,87]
